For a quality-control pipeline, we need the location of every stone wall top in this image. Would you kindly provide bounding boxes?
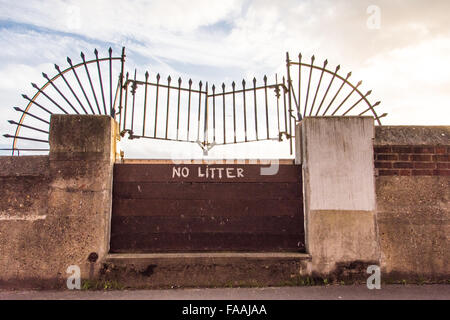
[375,126,450,146]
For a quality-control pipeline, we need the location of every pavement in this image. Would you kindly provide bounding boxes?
[0,284,449,300]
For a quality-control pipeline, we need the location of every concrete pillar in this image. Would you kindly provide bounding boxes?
[299,117,380,275]
[47,114,117,282]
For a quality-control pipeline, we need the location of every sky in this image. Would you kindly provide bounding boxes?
[0,0,449,159]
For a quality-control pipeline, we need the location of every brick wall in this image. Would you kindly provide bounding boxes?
[374,145,450,176]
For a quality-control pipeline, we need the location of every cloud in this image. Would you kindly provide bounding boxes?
[0,0,449,157]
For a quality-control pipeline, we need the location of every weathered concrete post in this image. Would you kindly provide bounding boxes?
[48,114,117,284]
[297,117,380,276]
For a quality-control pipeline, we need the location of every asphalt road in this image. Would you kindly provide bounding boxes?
[1,284,449,300]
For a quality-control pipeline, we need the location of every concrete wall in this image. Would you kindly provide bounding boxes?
[0,115,116,288]
[299,117,380,276]
[374,126,449,281]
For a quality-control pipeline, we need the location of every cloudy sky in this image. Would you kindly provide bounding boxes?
[0,0,449,158]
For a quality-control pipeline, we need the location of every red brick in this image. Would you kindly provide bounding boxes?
[393,162,414,169]
[374,146,391,153]
[413,146,435,153]
[437,162,449,169]
[433,169,450,176]
[392,146,412,153]
[412,169,434,176]
[433,154,449,162]
[379,169,399,176]
[414,162,436,169]
[399,170,411,176]
[435,146,446,154]
[398,154,410,161]
[377,154,398,161]
[375,161,392,169]
[412,154,432,161]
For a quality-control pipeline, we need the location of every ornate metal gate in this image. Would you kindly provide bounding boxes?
[3,47,386,155]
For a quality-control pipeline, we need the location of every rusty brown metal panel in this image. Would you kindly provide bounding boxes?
[110,163,304,253]
[110,233,305,253]
[113,182,302,200]
[111,216,304,235]
[112,199,302,217]
[113,163,301,183]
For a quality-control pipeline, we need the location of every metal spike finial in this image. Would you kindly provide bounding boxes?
[145,71,149,78]
[357,80,362,86]
[232,81,235,87]
[199,81,202,87]
[67,57,73,65]
[222,83,225,89]
[253,77,256,84]
[7,120,14,124]
[22,94,28,99]
[346,71,352,78]
[336,65,341,71]
[14,107,21,111]
[156,73,160,81]
[167,75,171,83]
[189,79,193,86]
[366,90,372,96]
[298,53,302,59]
[94,48,98,57]
[263,75,267,83]
[31,83,38,89]
[54,64,60,71]
[242,79,246,87]
[212,84,215,91]
[178,77,182,84]
[311,55,315,62]
[42,72,49,79]
[80,52,85,60]
[108,47,112,55]
[324,59,328,67]
[374,101,381,106]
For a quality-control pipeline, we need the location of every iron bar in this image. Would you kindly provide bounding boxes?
[197,81,203,141]
[109,47,113,116]
[331,80,362,115]
[123,72,129,132]
[242,79,247,142]
[304,55,315,118]
[222,83,226,144]
[22,94,52,115]
[204,82,209,146]
[322,72,351,115]
[7,120,48,134]
[118,47,126,128]
[263,75,269,139]
[31,83,68,114]
[3,134,48,143]
[54,64,88,114]
[131,69,137,133]
[298,54,302,118]
[253,77,258,140]
[282,77,288,135]
[275,74,280,135]
[342,90,371,116]
[13,107,49,124]
[212,84,216,142]
[315,65,339,116]
[81,52,101,114]
[232,81,236,143]
[165,76,171,139]
[176,77,181,140]
[286,52,294,123]
[187,79,192,140]
[143,71,149,136]
[309,59,327,116]
[154,73,160,137]
[67,57,95,114]
[42,72,79,114]
[94,49,107,115]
